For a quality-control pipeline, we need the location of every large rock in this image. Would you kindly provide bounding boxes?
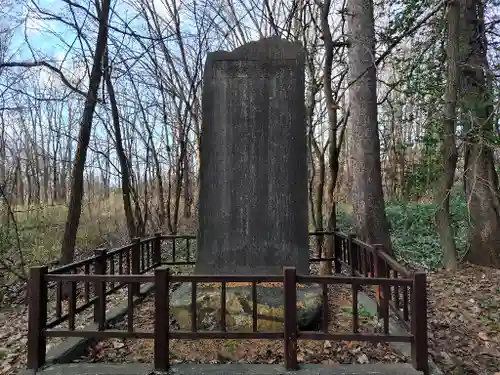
[170,283,322,332]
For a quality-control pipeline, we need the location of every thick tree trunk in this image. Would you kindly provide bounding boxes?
[434,0,459,271]
[460,0,500,267]
[347,0,392,253]
[59,0,110,264]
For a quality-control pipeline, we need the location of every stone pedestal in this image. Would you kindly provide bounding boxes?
[171,283,322,332]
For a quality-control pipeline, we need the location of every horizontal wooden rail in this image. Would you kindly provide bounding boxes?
[160,234,197,240]
[170,275,283,283]
[48,256,96,274]
[351,237,374,251]
[45,274,155,283]
[297,275,413,286]
[377,249,411,278]
[107,244,134,256]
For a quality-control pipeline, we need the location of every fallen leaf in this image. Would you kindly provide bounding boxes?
[357,353,369,364]
[478,332,489,341]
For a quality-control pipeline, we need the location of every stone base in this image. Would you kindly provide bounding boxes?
[170,283,323,332]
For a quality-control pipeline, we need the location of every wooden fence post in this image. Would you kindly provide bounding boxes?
[93,248,107,327]
[153,232,162,266]
[284,267,297,370]
[27,266,48,370]
[411,271,429,374]
[333,233,342,274]
[348,233,357,276]
[154,267,170,372]
[373,244,385,319]
[131,238,141,295]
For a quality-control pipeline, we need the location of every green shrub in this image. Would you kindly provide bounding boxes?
[336,190,468,270]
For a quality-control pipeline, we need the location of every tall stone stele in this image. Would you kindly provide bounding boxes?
[196,37,308,275]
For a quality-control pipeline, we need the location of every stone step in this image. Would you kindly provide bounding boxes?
[21,363,423,375]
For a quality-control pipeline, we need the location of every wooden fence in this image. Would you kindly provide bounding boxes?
[26,232,428,374]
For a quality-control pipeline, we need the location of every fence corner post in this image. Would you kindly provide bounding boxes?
[153,232,162,266]
[131,237,141,295]
[411,271,429,375]
[27,266,48,371]
[283,267,297,370]
[154,266,170,372]
[93,248,107,326]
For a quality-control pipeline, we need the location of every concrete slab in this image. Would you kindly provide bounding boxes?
[20,362,423,375]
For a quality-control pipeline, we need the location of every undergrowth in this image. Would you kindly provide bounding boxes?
[0,195,127,285]
[1,190,468,288]
[336,190,468,271]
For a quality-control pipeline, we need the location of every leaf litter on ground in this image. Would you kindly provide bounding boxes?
[81,283,408,366]
[1,262,500,375]
[426,263,500,375]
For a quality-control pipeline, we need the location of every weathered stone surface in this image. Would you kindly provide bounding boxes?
[170,283,322,331]
[196,37,308,275]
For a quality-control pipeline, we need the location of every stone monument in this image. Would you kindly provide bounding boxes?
[196,37,309,275]
[171,38,321,332]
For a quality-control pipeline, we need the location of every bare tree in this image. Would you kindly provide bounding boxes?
[60,0,110,264]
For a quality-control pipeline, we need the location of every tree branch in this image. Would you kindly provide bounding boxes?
[0,60,90,97]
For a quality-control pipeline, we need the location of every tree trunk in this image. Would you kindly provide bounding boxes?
[16,159,24,206]
[434,0,459,271]
[104,50,137,240]
[59,0,110,264]
[313,141,325,259]
[183,154,192,219]
[347,0,392,253]
[318,0,345,274]
[25,162,32,206]
[460,0,500,267]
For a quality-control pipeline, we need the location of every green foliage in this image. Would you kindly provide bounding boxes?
[385,0,438,39]
[341,305,376,319]
[337,190,468,270]
[385,191,467,269]
[0,225,16,254]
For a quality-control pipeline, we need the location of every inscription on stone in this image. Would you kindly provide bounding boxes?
[196,38,308,275]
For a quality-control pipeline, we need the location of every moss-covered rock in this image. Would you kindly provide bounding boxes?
[170,284,322,332]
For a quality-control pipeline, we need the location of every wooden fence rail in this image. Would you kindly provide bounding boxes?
[27,263,428,374]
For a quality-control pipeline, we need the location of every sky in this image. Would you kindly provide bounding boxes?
[1,0,204,186]
[6,0,496,179]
